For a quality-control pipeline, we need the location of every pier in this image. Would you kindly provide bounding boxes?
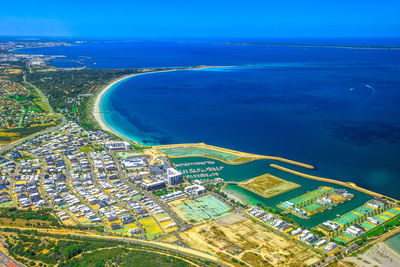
[270,164,399,202]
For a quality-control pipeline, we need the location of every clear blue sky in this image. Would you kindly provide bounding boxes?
[0,0,399,38]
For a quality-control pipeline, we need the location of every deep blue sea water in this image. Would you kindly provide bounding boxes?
[17,40,400,199]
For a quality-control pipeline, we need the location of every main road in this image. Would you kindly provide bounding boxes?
[0,226,230,267]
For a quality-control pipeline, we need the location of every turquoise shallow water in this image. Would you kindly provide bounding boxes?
[101,64,400,200]
[385,234,400,254]
[18,41,400,199]
[172,156,372,229]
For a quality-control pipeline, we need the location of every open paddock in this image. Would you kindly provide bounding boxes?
[140,216,163,239]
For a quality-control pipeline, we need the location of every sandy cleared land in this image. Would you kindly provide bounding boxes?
[343,242,400,267]
[179,216,321,266]
[238,173,300,199]
[215,213,246,227]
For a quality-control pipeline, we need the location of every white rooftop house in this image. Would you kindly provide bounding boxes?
[346,225,363,237]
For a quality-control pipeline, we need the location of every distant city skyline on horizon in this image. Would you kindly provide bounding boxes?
[0,0,399,38]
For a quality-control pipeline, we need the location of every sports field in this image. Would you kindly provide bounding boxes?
[117,151,144,159]
[238,173,300,199]
[170,195,231,224]
[302,203,324,214]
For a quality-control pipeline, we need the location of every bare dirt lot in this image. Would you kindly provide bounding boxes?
[179,216,321,266]
[238,173,300,199]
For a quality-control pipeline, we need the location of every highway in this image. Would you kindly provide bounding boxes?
[0,248,23,267]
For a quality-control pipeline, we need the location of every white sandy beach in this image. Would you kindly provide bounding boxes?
[93,72,139,134]
[222,187,249,205]
[343,242,400,267]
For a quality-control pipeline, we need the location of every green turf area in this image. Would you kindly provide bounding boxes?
[372,216,387,224]
[352,205,375,216]
[280,186,332,207]
[333,211,361,227]
[117,151,144,159]
[79,146,93,152]
[132,194,143,200]
[386,208,400,216]
[302,203,324,213]
[361,221,376,230]
[171,195,231,224]
[334,236,350,245]
[159,147,240,161]
[0,202,12,207]
[341,232,356,241]
[380,213,394,219]
[277,202,292,210]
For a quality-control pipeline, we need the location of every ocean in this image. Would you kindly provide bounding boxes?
[385,234,400,254]
[171,156,372,229]
[17,40,400,199]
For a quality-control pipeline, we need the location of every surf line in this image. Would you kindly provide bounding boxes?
[355,84,376,112]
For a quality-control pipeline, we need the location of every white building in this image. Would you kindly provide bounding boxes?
[324,242,338,252]
[315,239,327,247]
[184,184,206,196]
[105,141,131,150]
[121,158,146,169]
[346,225,363,237]
[166,168,183,185]
[322,220,340,231]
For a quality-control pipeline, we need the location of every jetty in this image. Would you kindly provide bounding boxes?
[270,164,398,202]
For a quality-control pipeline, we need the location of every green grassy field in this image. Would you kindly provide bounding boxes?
[171,195,231,224]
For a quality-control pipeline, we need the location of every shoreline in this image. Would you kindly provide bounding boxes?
[93,66,233,144]
[385,240,400,259]
[222,186,250,205]
[92,65,399,204]
[344,241,400,267]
